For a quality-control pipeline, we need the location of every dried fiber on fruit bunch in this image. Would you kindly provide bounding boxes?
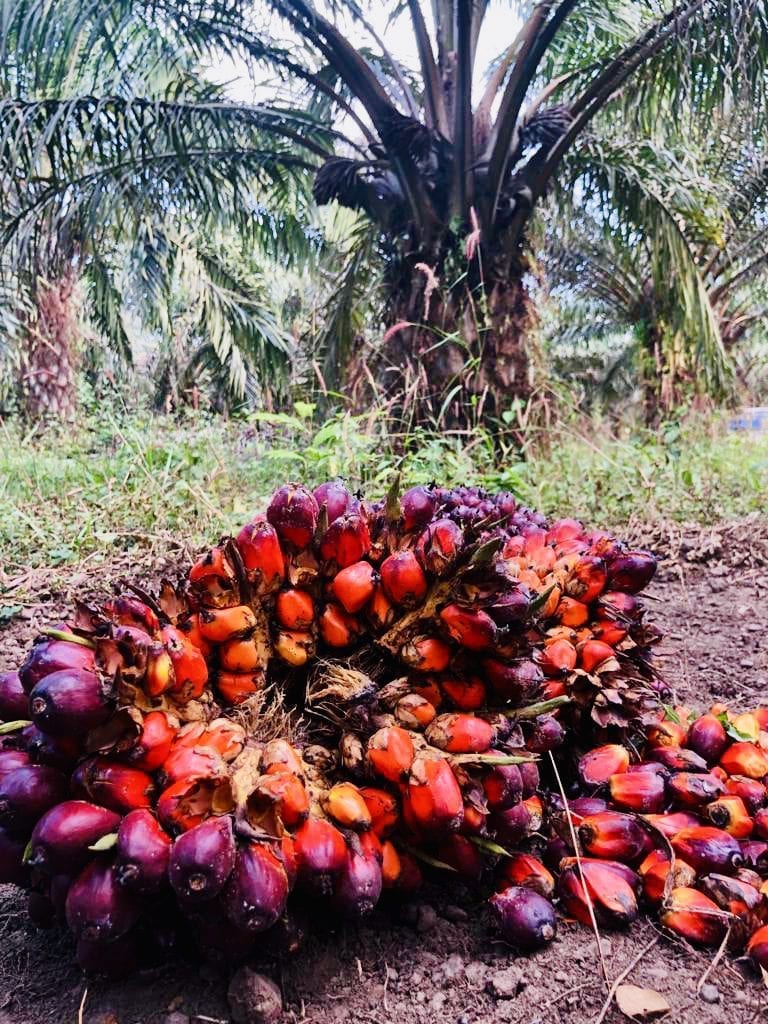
[0,479,668,974]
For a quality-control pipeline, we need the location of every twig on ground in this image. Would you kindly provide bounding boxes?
[592,935,661,1024]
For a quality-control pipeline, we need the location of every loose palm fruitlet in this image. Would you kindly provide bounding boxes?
[3,478,765,982]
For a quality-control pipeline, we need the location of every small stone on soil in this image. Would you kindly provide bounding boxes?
[487,967,524,999]
[442,904,469,923]
[415,904,438,932]
[698,984,720,1004]
[228,967,282,1024]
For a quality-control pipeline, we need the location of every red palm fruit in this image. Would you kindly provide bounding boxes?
[648,746,708,772]
[668,772,725,808]
[558,858,638,928]
[157,777,232,834]
[161,744,227,787]
[642,811,700,839]
[395,694,437,729]
[262,739,305,777]
[224,842,289,933]
[579,744,631,787]
[73,759,154,814]
[394,850,423,893]
[538,637,577,677]
[126,711,178,772]
[607,550,657,593]
[324,783,372,831]
[279,833,298,889]
[548,518,584,546]
[319,513,371,568]
[491,801,533,845]
[367,584,395,630]
[144,642,175,698]
[19,638,96,693]
[415,518,463,576]
[410,676,443,708]
[294,818,348,895]
[114,809,171,895]
[66,859,140,943]
[0,750,30,779]
[660,887,727,946]
[313,480,353,523]
[160,626,209,700]
[76,932,139,979]
[319,603,362,648]
[380,550,428,607]
[721,742,768,780]
[331,561,376,614]
[275,588,316,630]
[425,713,494,754]
[252,771,310,829]
[608,772,665,813]
[439,605,497,651]
[490,886,557,950]
[638,849,695,904]
[438,834,483,881]
[597,590,640,623]
[520,761,540,798]
[755,708,768,731]
[401,485,438,531]
[487,587,531,628]
[754,808,768,839]
[440,676,486,711]
[198,605,257,644]
[578,811,653,862]
[686,714,728,764]
[0,765,67,831]
[483,658,542,703]
[499,853,554,898]
[404,756,463,834]
[747,924,768,969]
[274,630,315,667]
[236,517,286,596]
[483,763,523,811]
[724,775,766,814]
[367,726,415,784]
[592,621,627,646]
[28,801,120,873]
[219,636,266,673]
[188,545,239,608]
[554,596,589,628]
[527,715,565,753]
[24,728,81,771]
[0,827,28,884]
[0,671,28,720]
[381,840,402,887]
[29,669,113,737]
[567,555,608,604]
[400,636,452,672]
[267,484,319,551]
[578,640,615,674]
[103,596,160,634]
[359,788,399,838]
[567,796,609,826]
[628,762,669,778]
[671,826,743,874]
[706,795,754,838]
[332,842,383,918]
[460,803,486,836]
[169,815,236,904]
[699,873,761,917]
[741,841,768,869]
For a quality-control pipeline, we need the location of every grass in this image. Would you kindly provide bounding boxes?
[1,406,767,581]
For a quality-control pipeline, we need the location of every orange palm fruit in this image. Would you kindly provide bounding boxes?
[554,597,589,628]
[395,694,437,730]
[399,636,452,672]
[160,744,228,787]
[145,643,175,698]
[731,712,760,742]
[177,613,213,658]
[404,755,463,834]
[566,555,608,604]
[217,670,265,705]
[380,840,402,887]
[667,772,725,808]
[698,873,762,917]
[578,811,653,862]
[523,794,544,832]
[578,640,615,674]
[367,726,415,784]
[705,795,754,838]
[460,803,487,835]
[367,584,395,631]
[439,605,497,651]
[609,772,665,813]
[218,636,265,673]
[331,561,377,614]
[747,924,768,969]
[591,620,627,646]
[410,677,444,708]
[425,713,494,754]
[637,849,695,904]
[267,484,319,551]
[188,545,240,608]
[198,719,245,761]
[380,551,427,607]
[359,787,399,837]
[537,637,577,677]
[275,589,315,630]
[440,676,486,711]
[720,742,768,780]
[324,783,372,831]
[686,713,729,764]
[126,710,178,772]
[724,774,767,814]
[660,887,727,946]
[671,826,743,874]
[558,858,638,928]
[252,771,310,828]
[262,740,305,777]
[274,630,315,666]
[642,811,700,839]
[754,708,768,731]
[646,720,688,748]
[155,777,232,833]
[161,626,209,700]
[198,606,257,644]
[236,516,285,595]
[578,744,630,787]
[499,853,554,898]
[318,603,361,648]
[540,680,567,700]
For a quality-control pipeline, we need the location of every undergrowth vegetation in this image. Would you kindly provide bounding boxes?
[1,405,767,575]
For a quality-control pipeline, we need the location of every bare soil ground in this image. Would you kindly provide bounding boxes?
[0,524,767,1024]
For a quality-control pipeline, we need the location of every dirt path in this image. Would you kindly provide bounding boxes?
[0,536,766,1024]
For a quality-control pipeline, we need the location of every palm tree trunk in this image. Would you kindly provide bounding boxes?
[22,270,79,420]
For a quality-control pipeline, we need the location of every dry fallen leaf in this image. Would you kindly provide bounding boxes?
[615,984,671,1021]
